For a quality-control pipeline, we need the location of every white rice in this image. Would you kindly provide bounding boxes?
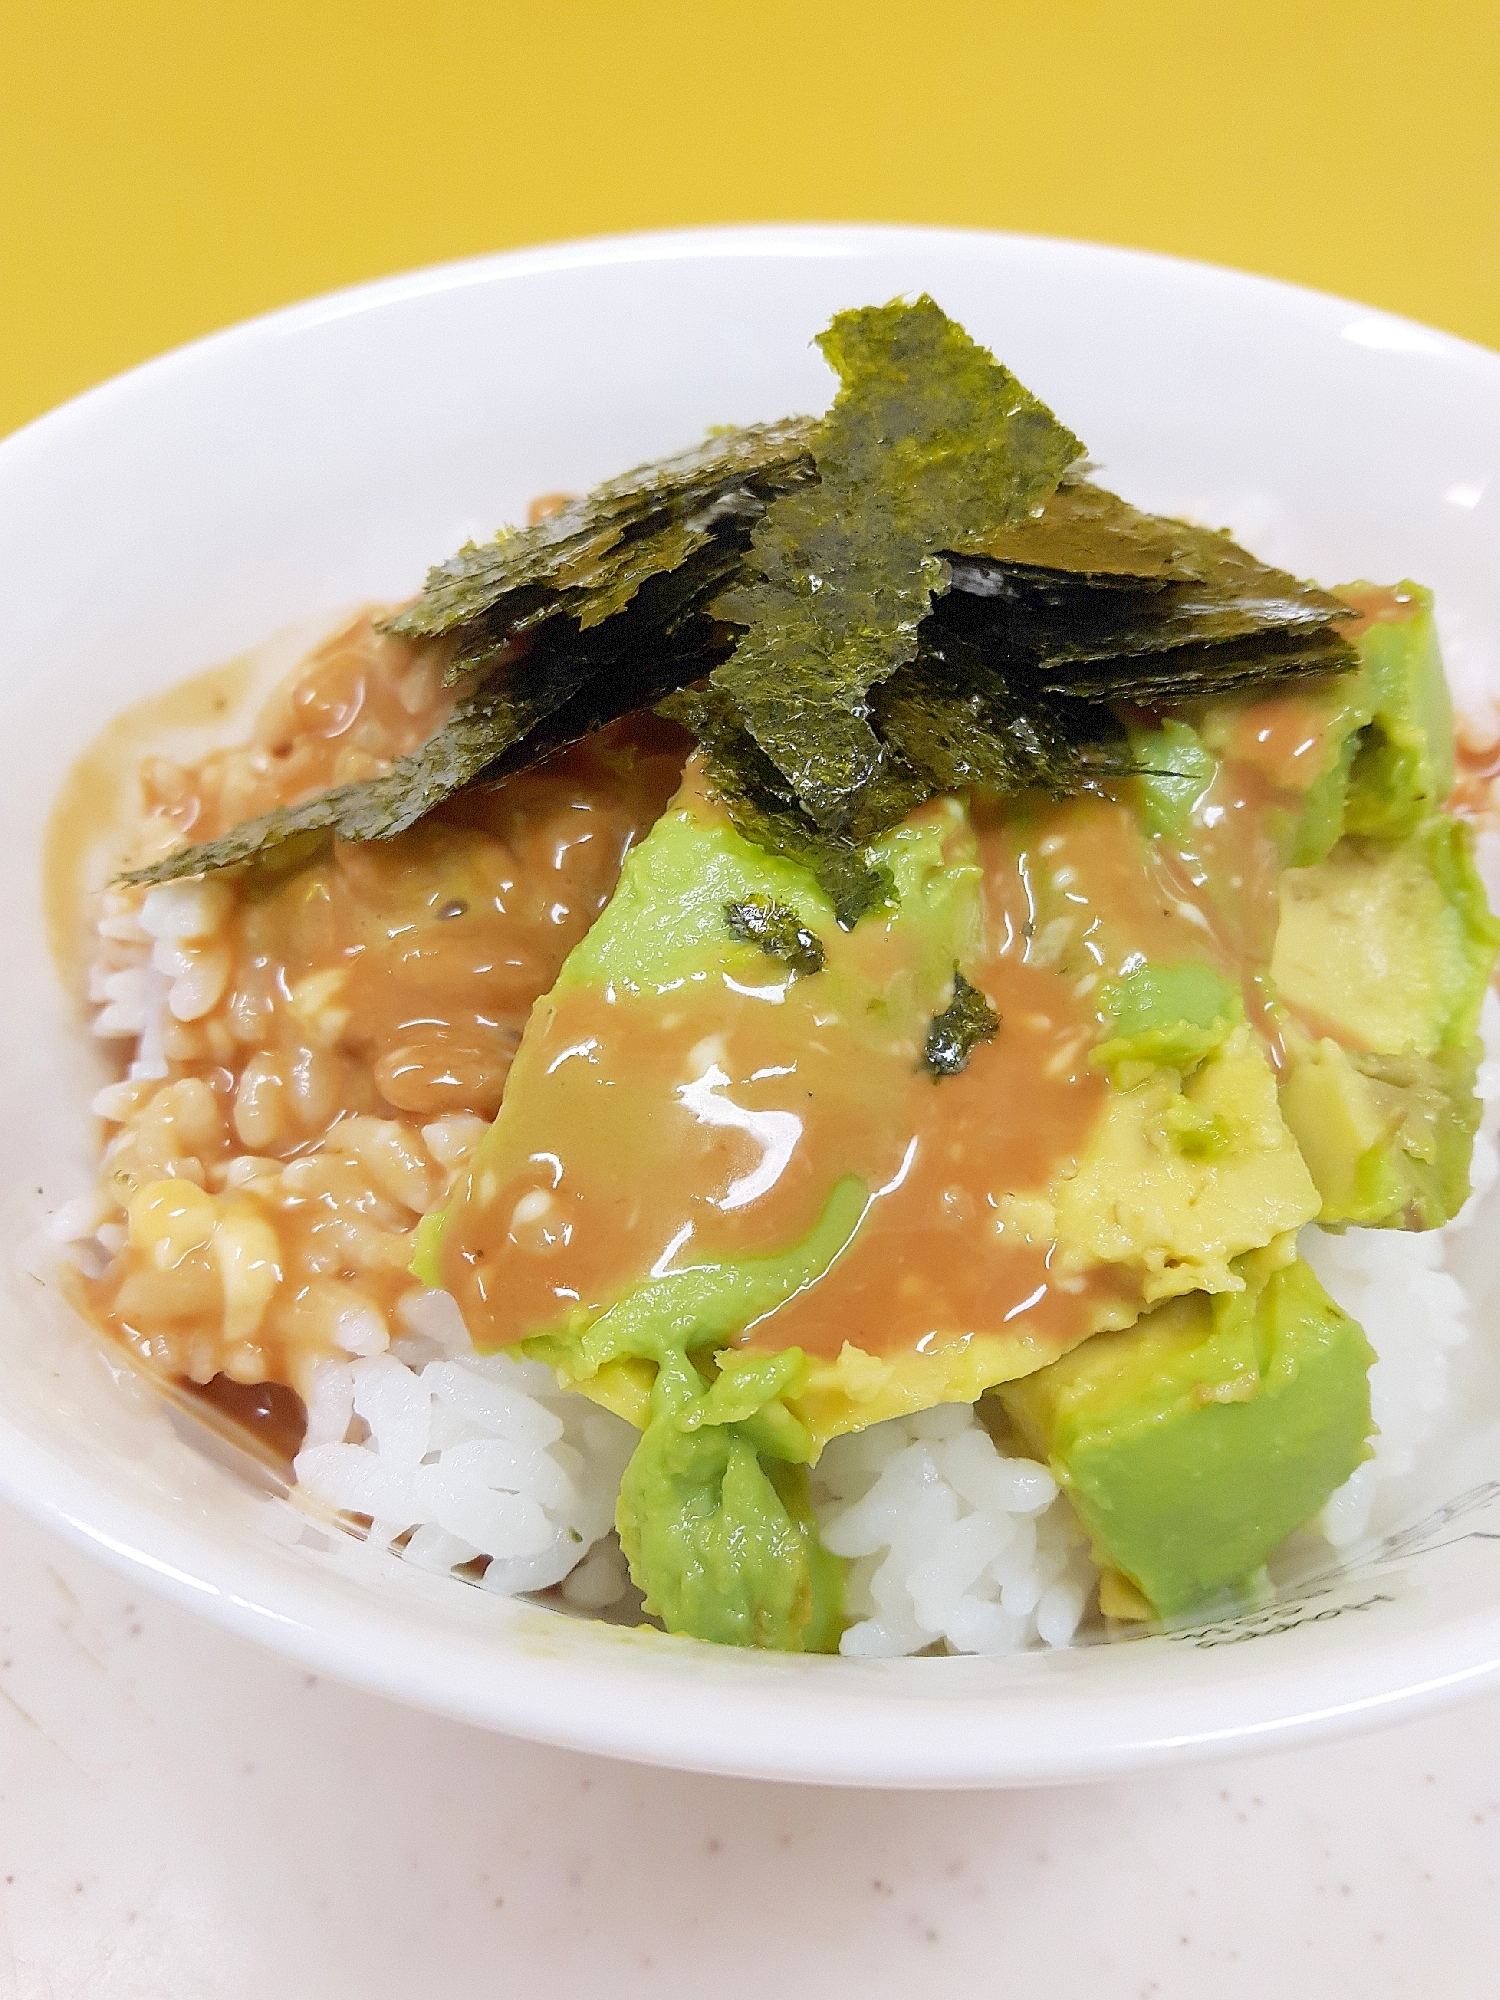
[292,1289,638,1612]
[812,1405,1095,1656]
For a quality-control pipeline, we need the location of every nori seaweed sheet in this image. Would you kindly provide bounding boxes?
[382,417,818,672]
[708,297,1084,831]
[122,540,739,886]
[121,299,1362,901]
[873,628,1134,800]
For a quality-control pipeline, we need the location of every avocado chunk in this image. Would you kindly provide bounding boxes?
[1154,583,1456,870]
[996,1255,1375,1619]
[1090,960,1242,1087]
[1341,586,1455,840]
[1271,816,1498,1058]
[615,1346,846,1653]
[1254,588,1497,1229]
[1277,1036,1481,1229]
[1127,716,1218,843]
[1280,584,1454,861]
[1271,813,1499,1228]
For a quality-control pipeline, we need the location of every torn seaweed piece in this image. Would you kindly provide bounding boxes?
[873,628,1134,801]
[382,417,819,668]
[946,509,1355,666]
[710,297,1084,830]
[723,897,826,976]
[659,684,894,929]
[478,626,721,784]
[121,307,1364,898]
[1035,621,1359,704]
[924,969,1000,1078]
[119,639,597,885]
[949,475,1206,585]
[122,544,740,887]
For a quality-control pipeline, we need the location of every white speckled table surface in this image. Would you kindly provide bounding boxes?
[1,1499,1495,1999]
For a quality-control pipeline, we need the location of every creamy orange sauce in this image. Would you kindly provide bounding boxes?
[442,857,1119,1362]
[1454,705,1500,825]
[1225,694,1335,790]
[1455,754,1500,823]
[135,617,460,854]
[1337,581,1420,639]
[442,755,1306,1368]
[442,624,1442,1371]
[734,945,1127,1362]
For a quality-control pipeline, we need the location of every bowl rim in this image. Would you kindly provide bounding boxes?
[6,219,1500,1788]
[6,219,1494,463]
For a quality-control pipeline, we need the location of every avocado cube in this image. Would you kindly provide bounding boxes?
[1342,586,1455,840]
[1278,1036,1481,1230]
[997,1257,1375,1619]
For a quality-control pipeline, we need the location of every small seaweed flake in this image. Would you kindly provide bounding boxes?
[723,897,826,976]
[924,968,1000,1078]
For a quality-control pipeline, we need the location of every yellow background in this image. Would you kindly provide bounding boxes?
[2,0,1496,439]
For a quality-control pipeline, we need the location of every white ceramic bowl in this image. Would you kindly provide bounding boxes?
[3,224,1499,1788]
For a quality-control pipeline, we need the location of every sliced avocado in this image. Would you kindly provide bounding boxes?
[1270,811,1495,1229]
[1271,816,1499,1057]
[1289,723,1363,868]
[1128,716,1218,842]
[1090,960,1242,1087]
[1056,1020,1319,1304]
[615,1347,846,1653]
[1275,589,1451,862]
[1278,1035,1482,1229]
[1175,584,1452,869]
[1279,585,1450,859]
[1342,586,1455,839]
[996,1254,1375,1619]
[559,774,979,999]
[1260,601,1496,1232]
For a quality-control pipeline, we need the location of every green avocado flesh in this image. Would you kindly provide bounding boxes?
[1259,595,1499,1229]
[529,1179,867,1651]
[997,1257,1376,1618]
[616,1348,846,1654]
[1129,589,1498,1232]
[1091,961,1242,1085]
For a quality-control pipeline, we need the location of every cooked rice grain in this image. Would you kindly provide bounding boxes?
[295,1295,637,1601]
